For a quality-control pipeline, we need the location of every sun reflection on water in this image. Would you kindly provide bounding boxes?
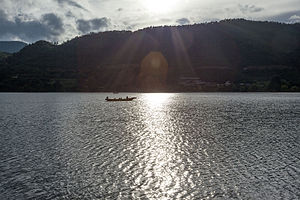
[143,93,173,108]
[133,93,184,198]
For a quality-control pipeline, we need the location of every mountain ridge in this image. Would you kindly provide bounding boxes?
[0,19,299,92]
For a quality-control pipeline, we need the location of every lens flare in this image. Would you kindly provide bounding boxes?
[137,51,168,92]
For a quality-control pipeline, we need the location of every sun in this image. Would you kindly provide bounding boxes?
[144,0,179,13]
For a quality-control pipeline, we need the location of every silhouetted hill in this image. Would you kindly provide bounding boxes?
[0,19,299,92]
[0,41,27,53]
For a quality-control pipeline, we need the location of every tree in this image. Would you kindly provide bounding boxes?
[268,76,281,91]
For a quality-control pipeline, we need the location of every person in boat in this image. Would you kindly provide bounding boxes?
[105,96,108,100]
[126,96,128,100]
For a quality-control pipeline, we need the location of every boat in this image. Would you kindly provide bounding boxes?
[105,96,137,102]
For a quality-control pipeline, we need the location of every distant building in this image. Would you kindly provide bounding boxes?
[224,81,232,87]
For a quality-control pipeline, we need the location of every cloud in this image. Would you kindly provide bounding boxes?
[0,9,64,42]
[176,18,190,25]
[76,18,110,34]
[239,4,264,13]
[267,10,300,23]
[289,15,300,23]
[42,13,64,34]
[1,0,300,42]
[55,0,88,11]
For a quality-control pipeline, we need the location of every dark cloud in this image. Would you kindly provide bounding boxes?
[0,9,64,42]
[176,18,190,25]
[42,13,64,34]
[76,18,110,34]
[65,11,75,18]
[239,4,264,13]
[55,0,88,11]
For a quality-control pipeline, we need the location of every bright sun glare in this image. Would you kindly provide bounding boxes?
[145,93,173,107]
[145,0,179,13]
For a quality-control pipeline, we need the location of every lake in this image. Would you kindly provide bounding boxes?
[0,93,299,199]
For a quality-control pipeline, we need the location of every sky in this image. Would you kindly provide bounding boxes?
[0,0,300,43]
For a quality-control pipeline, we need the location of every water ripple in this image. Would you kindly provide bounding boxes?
[0,93,300,199]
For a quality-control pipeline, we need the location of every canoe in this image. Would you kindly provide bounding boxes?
[105,97,136,101]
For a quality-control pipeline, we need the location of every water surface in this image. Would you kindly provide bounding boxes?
[0,93,299,199]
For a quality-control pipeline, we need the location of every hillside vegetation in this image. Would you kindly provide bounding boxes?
[0,19,299,92]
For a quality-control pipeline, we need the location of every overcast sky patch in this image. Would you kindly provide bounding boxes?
[0,0,299,42]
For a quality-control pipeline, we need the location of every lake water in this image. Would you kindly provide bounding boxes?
[0,93,299,199]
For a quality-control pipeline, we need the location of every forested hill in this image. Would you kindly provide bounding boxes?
[0,19,300,92]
